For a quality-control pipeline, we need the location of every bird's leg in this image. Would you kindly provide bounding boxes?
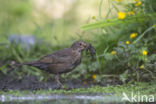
[55,74,63,88]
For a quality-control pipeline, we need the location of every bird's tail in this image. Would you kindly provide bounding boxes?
[14,61,37,67]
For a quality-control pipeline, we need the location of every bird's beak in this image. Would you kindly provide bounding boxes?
[83,44,88,50]
[81,44,87,50]
[85,44,89,50]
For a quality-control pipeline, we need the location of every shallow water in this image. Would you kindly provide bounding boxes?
[0,94,124,104]
[0,94,148,104]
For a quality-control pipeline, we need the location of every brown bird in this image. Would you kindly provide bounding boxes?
[18,40,93,87]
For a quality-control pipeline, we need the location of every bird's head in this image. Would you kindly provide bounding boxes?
[71,40,87,52]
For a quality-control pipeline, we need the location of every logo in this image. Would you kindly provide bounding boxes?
[122,92,154,102]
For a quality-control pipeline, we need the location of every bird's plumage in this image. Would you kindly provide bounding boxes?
[17,40,95,87]
[22,41,85,74]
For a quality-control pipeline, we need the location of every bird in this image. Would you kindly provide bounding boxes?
[18,40,90,87]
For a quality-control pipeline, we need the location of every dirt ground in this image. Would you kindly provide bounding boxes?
[0,73,121,90]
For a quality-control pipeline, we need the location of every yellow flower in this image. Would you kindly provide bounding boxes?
[133,41,136,44]
[115,0,121,2]
[111,51,117,55]
[128,11,135,15]
[92,74,96,79]
[130,33,137,39]
[92,16,96,19]
[140,64,144,69]
[135,1,142,6]
[153,24,156,29]
[118,12,126,20]
[142,50,147,56]
[126,41,130,45]
[83,81,87,85]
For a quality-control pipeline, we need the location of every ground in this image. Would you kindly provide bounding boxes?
[0,74,155,98]
[0,74,121,90]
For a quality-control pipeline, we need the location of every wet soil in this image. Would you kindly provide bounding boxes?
[0,74,121,90]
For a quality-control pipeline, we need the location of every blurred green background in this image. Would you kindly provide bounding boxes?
[0,0,155,83]
[0,0,103,44]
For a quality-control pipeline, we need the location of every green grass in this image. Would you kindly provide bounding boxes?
[0,81,155,97]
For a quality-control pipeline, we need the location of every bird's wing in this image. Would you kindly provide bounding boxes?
[25,48,73,70]
[38,48,73,64]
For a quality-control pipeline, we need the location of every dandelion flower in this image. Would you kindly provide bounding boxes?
[130,33,137,39]
[153,24,156,30]
[135,1,142,6]
[153,24,156,28]
[142,50,147,56]
[140,64,144,69]
[92,74,96,79]
[118,12,126,20]
[115,0,121,2]
[126,41,130,45]
[128,11,135,15]
[133,41,136,44]
[83,81,87,85]
[111,51,117,55]
[92,16,96,19]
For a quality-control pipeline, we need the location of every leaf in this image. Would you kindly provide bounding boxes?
[120,70,129,83]
[82,13,156,31]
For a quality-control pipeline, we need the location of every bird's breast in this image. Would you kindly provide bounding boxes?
[71,51,81,67]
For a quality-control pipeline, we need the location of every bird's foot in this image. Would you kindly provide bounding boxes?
[55,74,64,89]
[57,82,64,88]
